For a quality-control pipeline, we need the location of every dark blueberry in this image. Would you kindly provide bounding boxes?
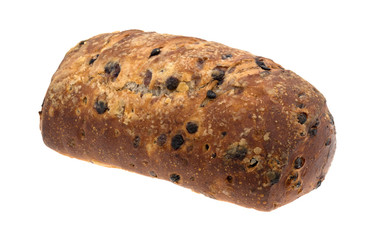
[294,157,305,169]
[186,122,198,134]
[295,181,301,188]
[197,58,205,69]
[156,134,167,146]
[325,138,332,146]
[149,48,161,58]
[248,158,258,168]
[312,119,320,127]
[267,171,280,185]
[149,171,157,177]
[221,54,232,60]
[171,134,184,150]
[104,62,121,81]
[328,112,335,125]
[170,174,181,183]
[234,147,247,159]
[144,70,152,87]
[133,136,140,148]
[225,145,247,160]
[221,131,227,136]
[255,57,271,71]
[89,54,99,65]
[316,180,322,188]
[41,97,45,108]
[309,127,318,136]
[309,119,319,136]
[94,100,109,114]
[226,176,233,183]
[268,171,280,185]
[289,172,298,181]
[296,103,305,109]
[211,153,217,158]
[89,59,96,65]
[166,76,180,90]
[297,112,308,124]
[206,90,217,99]
[211,67,225,84]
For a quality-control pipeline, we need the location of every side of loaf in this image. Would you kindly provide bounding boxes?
[40,30,336,211]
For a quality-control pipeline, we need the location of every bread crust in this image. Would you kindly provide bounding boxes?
[40,30,336,211]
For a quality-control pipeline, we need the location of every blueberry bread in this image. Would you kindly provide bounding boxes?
[40,30,336,211]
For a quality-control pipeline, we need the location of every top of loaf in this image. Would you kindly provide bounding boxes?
[49,29,285,114]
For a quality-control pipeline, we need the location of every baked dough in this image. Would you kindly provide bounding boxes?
[40,30,336,211]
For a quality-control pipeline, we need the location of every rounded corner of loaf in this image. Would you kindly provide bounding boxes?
[40,29,336,211]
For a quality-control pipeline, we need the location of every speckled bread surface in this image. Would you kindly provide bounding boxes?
[40,30,336,211]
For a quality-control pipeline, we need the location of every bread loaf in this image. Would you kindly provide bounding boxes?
[40,30,336,211]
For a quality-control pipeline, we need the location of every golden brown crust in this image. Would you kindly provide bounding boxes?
[40,30,336,211]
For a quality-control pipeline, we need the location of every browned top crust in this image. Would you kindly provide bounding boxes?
[40,30,336,211]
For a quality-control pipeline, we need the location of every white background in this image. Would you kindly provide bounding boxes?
[1,0,374,239]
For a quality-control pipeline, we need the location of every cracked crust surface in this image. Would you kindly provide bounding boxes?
[40,30,336,211]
